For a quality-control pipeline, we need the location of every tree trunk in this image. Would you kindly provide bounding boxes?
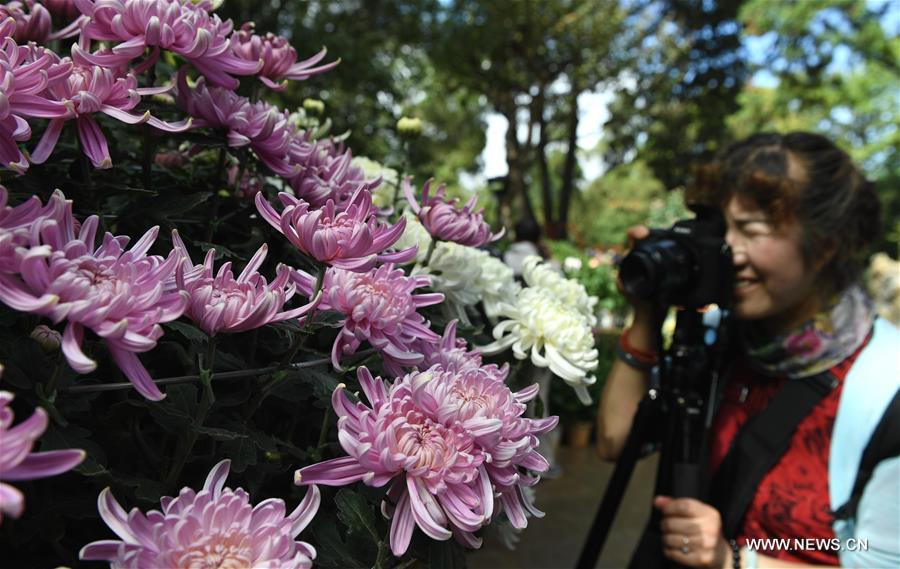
[557,86,581,241]
[534,87,554,231]
[502,101,537,229]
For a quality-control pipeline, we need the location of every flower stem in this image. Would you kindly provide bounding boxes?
[244,265,327,418]
[142,63,157,194]
[315,406,331,449]
[423,238,437,266]
[276,264,324,370]
[165,337,216,490]
[62,350,377,394]
[374,533,392,569]
[205,147,228,243]
[392,141,410,209]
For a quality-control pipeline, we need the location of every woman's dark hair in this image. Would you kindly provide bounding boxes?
[688,131,882,295]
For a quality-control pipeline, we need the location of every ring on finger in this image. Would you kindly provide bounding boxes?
[681,536,691,554]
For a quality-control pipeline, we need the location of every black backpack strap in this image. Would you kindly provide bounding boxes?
[711,372,838,539]
[832,387,900,521]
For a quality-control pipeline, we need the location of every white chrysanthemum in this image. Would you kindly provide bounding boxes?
[476,252,521,320]
[416,242,519,324]
[351,156,399,208]
[394,211,433,264]
[522,256,598,326]
[481,287,598,404]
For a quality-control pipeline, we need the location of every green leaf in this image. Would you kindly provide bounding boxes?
[195,426,249,441]
[310,310,347,328]
[335,488,380,541]
[220,434,257,473]
[301,368,342,403]
[307,512,368,569]
[428,538,467,569]
[41,423,107,475]
[152,192,213,217]
[164,320,209,344]
[147,383,198,431]
[113,471,167,503]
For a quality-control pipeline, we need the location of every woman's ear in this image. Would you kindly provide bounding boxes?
[812,238,838,274]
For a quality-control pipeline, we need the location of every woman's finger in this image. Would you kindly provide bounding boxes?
[660,516,700,535]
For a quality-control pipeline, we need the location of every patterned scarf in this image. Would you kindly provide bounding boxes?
[742,285,876,379]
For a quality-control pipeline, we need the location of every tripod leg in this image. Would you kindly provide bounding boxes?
[575,392,660,569]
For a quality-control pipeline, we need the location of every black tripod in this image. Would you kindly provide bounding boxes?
[575,308,729,569]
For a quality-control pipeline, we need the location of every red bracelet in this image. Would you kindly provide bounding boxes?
[619,328,659,365]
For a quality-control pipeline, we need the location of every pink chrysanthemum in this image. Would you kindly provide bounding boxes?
[32,50,190,168]
[74,0,262,88]
[175,69,298,177]
[295,367,492,556]
[0,185,70,274]
[292,264,443,373]
[0,1,51,43]
[398,365,558,532]
[418,319,489,374]
[402,178,503,247]
[173,231,320,336]
[44,0,82,21]
[0,390,85,522]
[287,138,375,210]
[0,192,189,400]
[0,19,73,172]
[296,364,557,555]
[230,23,338,91]
[256,188,415,272]
[80,459,320,569]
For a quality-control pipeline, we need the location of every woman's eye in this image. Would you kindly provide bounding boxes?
[743,222,772,236]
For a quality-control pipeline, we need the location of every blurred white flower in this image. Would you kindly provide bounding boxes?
[351,156,400,209]
[563,256,583,273]
[522,256,598,326]
[393,212,433,264]
[481,287,598,404]
[416,242,520,325]
[867,252,900,325]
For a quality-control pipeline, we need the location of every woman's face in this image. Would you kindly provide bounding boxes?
[724,194,827,333]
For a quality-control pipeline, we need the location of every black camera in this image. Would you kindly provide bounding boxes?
[618,206,733,309]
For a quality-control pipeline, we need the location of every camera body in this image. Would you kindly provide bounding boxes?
[619,206,733,309]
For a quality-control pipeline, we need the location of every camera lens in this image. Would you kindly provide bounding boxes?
[619,239,692,300]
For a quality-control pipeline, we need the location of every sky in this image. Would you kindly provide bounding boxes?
[462,0,898,190]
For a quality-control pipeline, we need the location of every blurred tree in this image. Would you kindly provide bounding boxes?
[570,160,668,247]
[602,0,747,190]
[430,0,626,239]
[217,0,487,189]
[736,0,899,253]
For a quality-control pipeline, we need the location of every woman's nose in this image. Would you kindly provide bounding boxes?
[725,230,748,266]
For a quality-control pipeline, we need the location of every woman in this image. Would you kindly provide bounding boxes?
[596,132,898,568]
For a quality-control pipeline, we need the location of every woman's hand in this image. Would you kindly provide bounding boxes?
[655,496,730,569]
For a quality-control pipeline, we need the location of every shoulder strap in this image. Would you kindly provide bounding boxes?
[832,388,900,521]
[829,318,900,513]
[711,372,837,539]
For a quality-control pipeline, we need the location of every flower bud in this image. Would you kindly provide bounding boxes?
[30,325,62,353]
[302,98,325,116]
[396,116,423,138]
